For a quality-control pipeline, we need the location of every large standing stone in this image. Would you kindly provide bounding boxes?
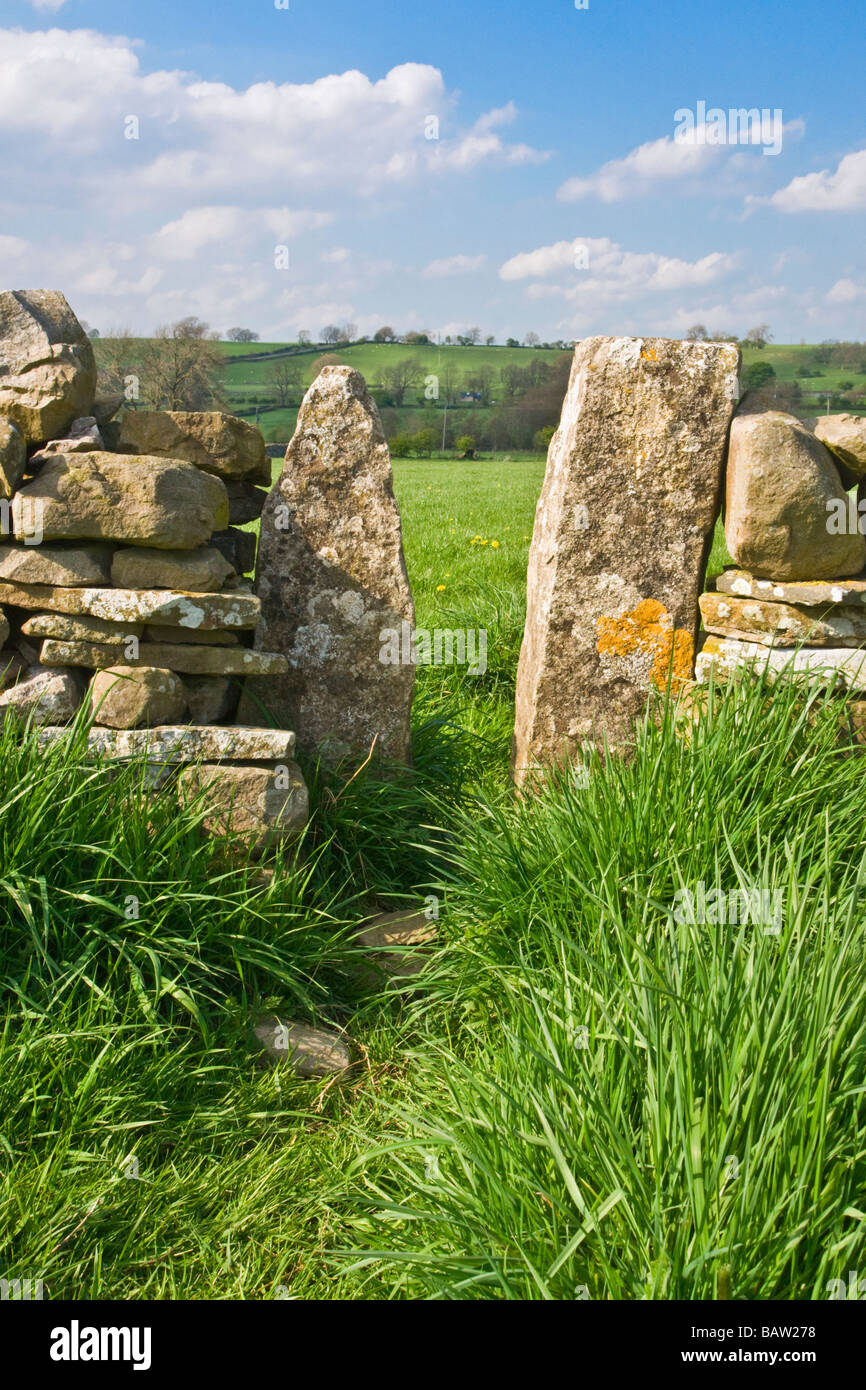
[0,542,113,587]
[812,413,866,483]
[12,454,228,548]
[0,416,27,498]
[89,666,188,729]
[0,290,96,443]
[111,545,234,592]
[178,761,309,853]
[513,337,740,777]
[724,409,865,580]
[238,366,415,762]
[114,411,270,484]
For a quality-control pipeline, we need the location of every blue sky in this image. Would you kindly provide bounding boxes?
[0,0,863,342]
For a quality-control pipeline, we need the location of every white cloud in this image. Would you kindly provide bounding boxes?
[765,148,866,212]
[0,234,30,262]
[826,278,865,304]
[423,253,487,278]
[500,237,737,300]
[30,0,70,10]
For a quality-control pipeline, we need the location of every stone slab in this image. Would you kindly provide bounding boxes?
[40,638,287,676]
[700,591,866,647]
[0,581,260,628]
[715,568,866,608]
[696,636,866,689]
[35,724,296,762]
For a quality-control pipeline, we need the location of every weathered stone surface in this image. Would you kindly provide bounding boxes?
[183,674,238,724]
[178,761,309,853]
[0,606,8,649]
[0,290,96,443]
[22,612,143,645]
[724,409,864,580]
[91,394,124,428]
[696,636,866,689]
[36,724,296,762]
[699,591,866,647]
[0,581,260,628]
[715,568,866,608]
[0,664,85,723]
[355,908,437,984]
[115,411,270,484]
[0,416,27,499]
[41,638,287,676]
[0,542,113,586]
[252,1016,350,1076]
[210,527,257,575]
[144,624,239,646]
[512,337,740,777]
[812,413,866,483]
[226,482,268,524]
[111,545,234,592]
[12,453,228,548]
[89,665,188,729]
[238,366,415,761]
[31,416,103,459]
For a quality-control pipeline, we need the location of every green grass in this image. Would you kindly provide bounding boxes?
[1,454,864,1300]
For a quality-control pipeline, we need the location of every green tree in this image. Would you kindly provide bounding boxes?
[412,428,437,457]
[742,361,776,392]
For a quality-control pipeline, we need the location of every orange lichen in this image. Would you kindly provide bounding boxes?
[597,598,694,692]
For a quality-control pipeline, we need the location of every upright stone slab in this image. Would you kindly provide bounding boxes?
[0,290,96,443]
[238,366,414,762]
[513,337,739,780]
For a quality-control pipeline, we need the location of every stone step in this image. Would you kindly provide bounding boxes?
[35,724,296,761]
[715,568,866,609]
[252,1017,351,1077]
[40,638,286,675]
[696,636,866,689]
[0,580,261,629]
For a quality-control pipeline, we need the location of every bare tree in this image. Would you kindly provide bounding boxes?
[320,324,342,344]
[297,329,312,345]
[380,358,423,406]
[171,315,214,341]
[374,325,397,343]
[745,324,773,349]
[226,327,260,343]
[685,324,708,341]
[268,358,302,407]
[524,331,540,347]
[136,321,225,409]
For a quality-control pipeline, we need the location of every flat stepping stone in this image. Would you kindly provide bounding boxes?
[697,637,866,689]
[355,907,438,981]
[36,724,296,762]
[252,1016,351,1077]
[39,638,286,676]
[715,568,866,609]
[0,581,260,629]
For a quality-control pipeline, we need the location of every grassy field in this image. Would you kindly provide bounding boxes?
[1,455,863,1301]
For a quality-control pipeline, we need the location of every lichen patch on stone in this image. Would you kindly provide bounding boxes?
[597,598,694,692]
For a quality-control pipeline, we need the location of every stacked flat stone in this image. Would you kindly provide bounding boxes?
[696,403,866,692]
[0,288,305,850]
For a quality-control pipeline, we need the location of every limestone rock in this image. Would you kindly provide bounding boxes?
[355,908,437,984]
[238,366,415,762]
[184,675,239,724]
[31,416,103,459]
[12,453,228,548]
[36,724,296,762]
[145,624,239,646]
[114,411,270,484]
[699,591,866,647]
[0,580,260,629]
[0,290,96,443]
[812,413,866,483]
[111,545,234,592]
[226,482,268,525]
[696,636,866,690]
[210,527,257,575]
[512,337,740,777]
[0,416,27,498]
[178,760,309,853]
[91,394,124,429]
[0,664,85,723]
[90,666,188,729]
[22,612,143,645]
[42,638,287,676]
[715,568,866,609]
[0,542,113,586]
[724,409,864,580]
[252,1017,350,1077]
